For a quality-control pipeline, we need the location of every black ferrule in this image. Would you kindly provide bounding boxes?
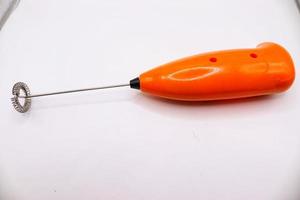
[130,77,140,90]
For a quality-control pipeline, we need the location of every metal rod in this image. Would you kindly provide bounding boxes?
[296,0,300,13]
[0,0,20,30]
[18,83,130,98]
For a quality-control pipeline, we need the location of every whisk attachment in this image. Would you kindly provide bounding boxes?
[11,82,31,113]
[10,81,131,113]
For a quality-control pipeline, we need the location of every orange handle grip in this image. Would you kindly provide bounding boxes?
[139,42,295,101]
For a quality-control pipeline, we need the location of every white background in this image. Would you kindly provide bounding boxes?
[0,0,300,199]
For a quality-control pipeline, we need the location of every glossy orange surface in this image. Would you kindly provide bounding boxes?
[139,42,295,101]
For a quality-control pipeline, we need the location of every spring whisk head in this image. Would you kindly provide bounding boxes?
[11,82,31,113]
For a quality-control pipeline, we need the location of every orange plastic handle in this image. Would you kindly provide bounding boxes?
[139,42,295,101]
